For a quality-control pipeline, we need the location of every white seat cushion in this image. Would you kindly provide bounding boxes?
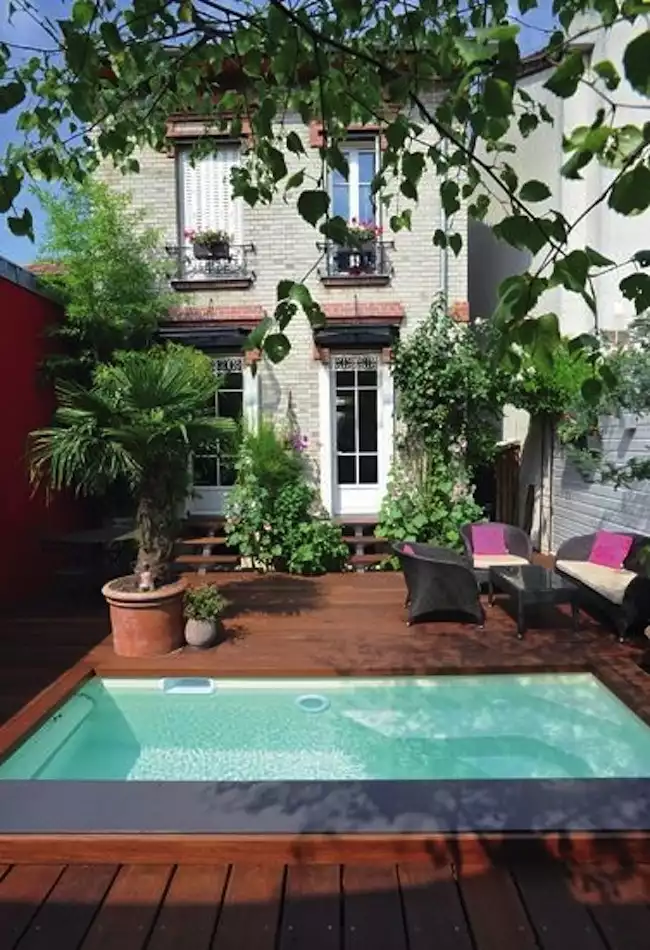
[473,554,529,569]
[556,559,636,605]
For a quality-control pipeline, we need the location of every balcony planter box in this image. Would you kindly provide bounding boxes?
[193,240,230,261]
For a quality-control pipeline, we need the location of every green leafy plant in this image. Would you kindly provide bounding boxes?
[36,182,173,385]
[225,419,347,574]
[506,338,601,420]
[391,300,509,471]
[378,454,483,567]
[184,584,228,621]
[29,344,234,586]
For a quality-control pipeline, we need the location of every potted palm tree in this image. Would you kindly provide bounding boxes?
[29,343,234,658]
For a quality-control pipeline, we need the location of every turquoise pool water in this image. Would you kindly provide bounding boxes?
[2,673,650,782]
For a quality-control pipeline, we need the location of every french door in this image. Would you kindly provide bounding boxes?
[319,353,393,516]
[188,356,258,516]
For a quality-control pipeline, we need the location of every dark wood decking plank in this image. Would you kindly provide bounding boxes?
[342,865,407,950]
[146,865,229,950]
[510,860,607,950]
[79,865,172,950]
[0,865,64,950]
[565,863,650,950]
[278,865,340,950]
[211,865,284,950]
[459,865,538,950]
[0,866,9,883]
[15,865,117,950]
[398,862,473,950]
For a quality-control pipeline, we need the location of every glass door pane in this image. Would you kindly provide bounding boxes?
[195,357,244,488]
[332,354,379,489]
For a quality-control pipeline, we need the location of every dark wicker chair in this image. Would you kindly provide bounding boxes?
[460,522,533,586]
[555,532,650,641]
[393,542,485,627]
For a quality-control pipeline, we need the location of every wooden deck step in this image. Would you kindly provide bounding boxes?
[174,554,239,567]
[349,553,385,567]
[177,536,228,546]
[342,535,386,544]
[334,514,379,525]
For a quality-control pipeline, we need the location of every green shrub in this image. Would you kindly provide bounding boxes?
[184,584,228,621]
[225,420,347,574]
[378,456,483,566]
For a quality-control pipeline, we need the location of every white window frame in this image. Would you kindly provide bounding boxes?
[178,145,243,245]
[330,138,381,224]
[187,355,259,516]
[318,352,394,517]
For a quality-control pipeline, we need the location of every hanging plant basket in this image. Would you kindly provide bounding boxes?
[192,239,230,261]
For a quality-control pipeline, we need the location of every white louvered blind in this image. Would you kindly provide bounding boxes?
[182,148,242,242]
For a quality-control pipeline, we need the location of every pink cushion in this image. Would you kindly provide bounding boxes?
[402,543,415,555]
[588,531,633,569]
[471,524,507,556]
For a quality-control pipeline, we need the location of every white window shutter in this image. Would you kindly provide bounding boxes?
[182,148,242,242]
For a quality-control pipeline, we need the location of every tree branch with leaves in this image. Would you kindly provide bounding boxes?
[2,1,650,401]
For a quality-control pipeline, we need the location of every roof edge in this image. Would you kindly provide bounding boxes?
[0,255,59,303]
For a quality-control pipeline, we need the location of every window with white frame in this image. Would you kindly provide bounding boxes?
[330,141,379,224]
[180,147,243,245]
[193,356,244,489]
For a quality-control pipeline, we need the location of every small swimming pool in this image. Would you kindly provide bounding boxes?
[2,672,650,782]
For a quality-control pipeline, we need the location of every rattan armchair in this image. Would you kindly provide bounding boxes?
[393,542,485,627]
[460,522,533,585]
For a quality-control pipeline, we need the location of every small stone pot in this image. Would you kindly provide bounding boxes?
[185,618,222,649]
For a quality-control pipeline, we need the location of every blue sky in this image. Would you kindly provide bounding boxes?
[0,0,555,265]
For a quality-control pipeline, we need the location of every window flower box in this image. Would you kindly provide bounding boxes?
[184,228,231,261]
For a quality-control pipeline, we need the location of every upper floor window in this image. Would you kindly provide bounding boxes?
[324,139,391,282]
[171,147,254,287]
[330,143,378,224]
[180,146,243,243]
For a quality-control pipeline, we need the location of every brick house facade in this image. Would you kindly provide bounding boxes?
[97,109,468,519]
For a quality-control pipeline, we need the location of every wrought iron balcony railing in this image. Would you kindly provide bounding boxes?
[165,243,256,286]
[317,240,393,280]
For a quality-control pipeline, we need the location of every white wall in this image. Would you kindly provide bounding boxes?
[551,413,650,550]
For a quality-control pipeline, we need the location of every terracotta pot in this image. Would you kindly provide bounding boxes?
[101,576,186,657]
[185,618,222,649]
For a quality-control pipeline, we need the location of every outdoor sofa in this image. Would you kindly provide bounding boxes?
[555,531,650,641]
[393,541,485,627]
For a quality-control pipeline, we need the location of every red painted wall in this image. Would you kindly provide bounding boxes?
[0,274,80,603]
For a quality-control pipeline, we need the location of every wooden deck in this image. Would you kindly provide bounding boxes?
[3,571,649,714]
[1,858,650,950]
[2,573,650,947]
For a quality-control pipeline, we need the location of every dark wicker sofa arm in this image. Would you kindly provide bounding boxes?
[555,534,596,563]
